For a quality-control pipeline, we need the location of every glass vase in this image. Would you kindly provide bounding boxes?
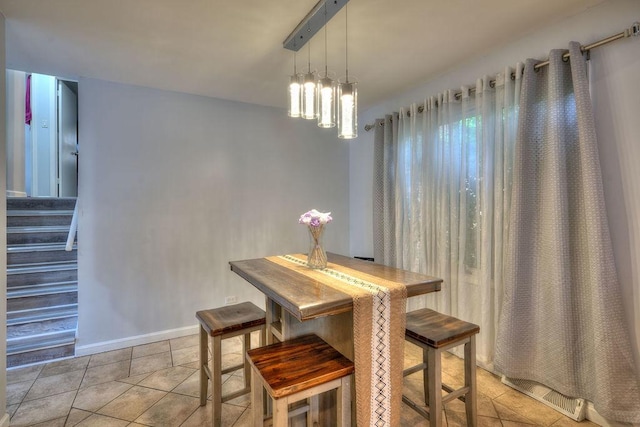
[307,225,327,269]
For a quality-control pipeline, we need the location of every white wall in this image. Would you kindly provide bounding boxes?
[5,69,25,196]
[30,73,56,196]
[350,0,640,423]
[0,12,10,427]
[76,78,349,352]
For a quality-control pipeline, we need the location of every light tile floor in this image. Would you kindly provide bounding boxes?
[6,333,601,426]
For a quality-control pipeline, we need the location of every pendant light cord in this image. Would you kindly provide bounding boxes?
[345,3,349,83]
[324,3,328,76]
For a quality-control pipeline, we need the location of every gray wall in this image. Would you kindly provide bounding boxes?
[76,78,350,352]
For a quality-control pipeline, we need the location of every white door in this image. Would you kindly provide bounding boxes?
[57,80,78,197]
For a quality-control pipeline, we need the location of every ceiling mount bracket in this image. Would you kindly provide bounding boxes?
[283,0,349,52]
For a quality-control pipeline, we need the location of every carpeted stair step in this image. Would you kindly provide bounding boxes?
[7,330,76,368]
[7,303,78,326]
[8,243,77,265]
[7,197,77,211]
[7,226,71,245]
[7,280,78,298]
[7,316,78,340]
[7,291,78,312]
[7,209,74,227]
[7,263,78,288]
[7,281,78,312]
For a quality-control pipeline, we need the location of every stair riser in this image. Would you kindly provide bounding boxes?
[8,249,77,265]
[8,232,70,245]
[8,269,78,287]
[7,282,77,300]
[7,197,77,211]
[7,316,78,340]
[8,292,78,312]
[7,304,77,323]
[7,215,73,227]
[7,344,75,368]
[7,269,78,288]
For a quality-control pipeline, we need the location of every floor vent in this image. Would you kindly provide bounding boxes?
[501,376,586,421]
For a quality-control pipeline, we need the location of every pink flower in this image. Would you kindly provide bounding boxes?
[299,209,332,226]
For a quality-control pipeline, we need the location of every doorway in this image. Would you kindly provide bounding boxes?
[6,71,78,198]
[57,79,78,197]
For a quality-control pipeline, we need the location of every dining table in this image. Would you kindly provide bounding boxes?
[229,252,442,426]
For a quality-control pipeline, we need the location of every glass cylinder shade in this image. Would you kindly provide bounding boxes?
[317,76,336,128]
[288,74,302,118]
[302,72,318,120]
[338,81,357,139]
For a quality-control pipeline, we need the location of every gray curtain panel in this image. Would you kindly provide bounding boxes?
[373,114,398,266]
[495,42,640,423]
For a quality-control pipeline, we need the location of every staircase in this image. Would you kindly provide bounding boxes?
[6,197,78,368]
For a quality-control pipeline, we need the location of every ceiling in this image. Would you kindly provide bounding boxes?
[0,0,607,111]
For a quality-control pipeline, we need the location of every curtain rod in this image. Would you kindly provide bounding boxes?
[364,21,640,132]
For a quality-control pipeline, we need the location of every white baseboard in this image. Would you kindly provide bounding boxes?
[75,324,199,357]
[6,190,27,197]
[586,402,640,427]
[0,412,10,427]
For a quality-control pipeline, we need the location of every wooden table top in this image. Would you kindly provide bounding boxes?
[229,253,442,321]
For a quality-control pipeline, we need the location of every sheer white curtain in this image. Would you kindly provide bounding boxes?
[373,67,522,368]
[495,42,640,423]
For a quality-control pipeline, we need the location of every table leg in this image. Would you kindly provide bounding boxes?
[265,296,283,344]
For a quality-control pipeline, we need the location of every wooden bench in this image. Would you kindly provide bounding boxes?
[403,308,480,427]
[247,334,354,426]
[196,302,266,427]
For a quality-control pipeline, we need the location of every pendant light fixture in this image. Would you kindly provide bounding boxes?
[288,51,302,118]
[338,3,357,139]
[302,43,318,120]
[317,3,336,128]
[282,0,352,136]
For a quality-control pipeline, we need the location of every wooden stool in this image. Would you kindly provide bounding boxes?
[196,302,266,427]
[403,308,480,427]
[247,334,354,427]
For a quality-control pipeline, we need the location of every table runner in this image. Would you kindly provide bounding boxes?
[267,254,407,427]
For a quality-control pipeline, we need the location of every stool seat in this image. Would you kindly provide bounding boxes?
[247,334,354,426]
[406,308,479,348]
[196,301,266,337]
[196,302,266,427]
[404,308,480,427]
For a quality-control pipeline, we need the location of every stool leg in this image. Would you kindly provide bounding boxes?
[251,366,263,427]
[243,333,251,390]
[337,375,352,427]
[259,325,271,419]
[199,325,208,406]
[212,335,222,427]
[309,395,320,426]
[427,348,441,427]
[422,345,429,407]
[465,336,477,427]
[273,397,289,427]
